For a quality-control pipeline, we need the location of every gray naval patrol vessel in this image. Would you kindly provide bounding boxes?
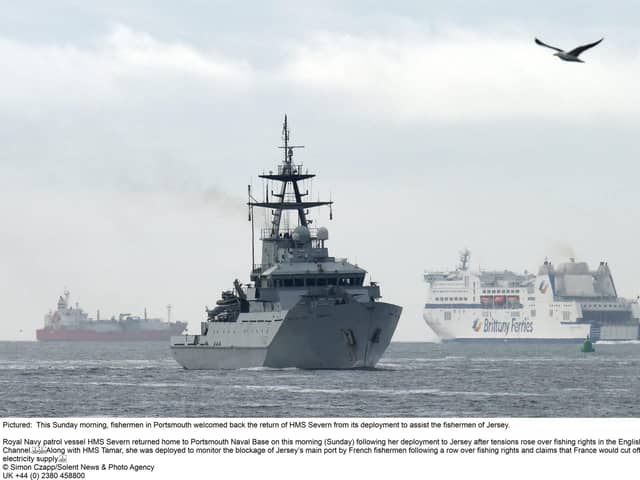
[171,116,402,369]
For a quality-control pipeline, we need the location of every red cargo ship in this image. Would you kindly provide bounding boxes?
[36,290,187,342]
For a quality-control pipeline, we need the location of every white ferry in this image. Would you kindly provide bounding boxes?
[423,251,640,342]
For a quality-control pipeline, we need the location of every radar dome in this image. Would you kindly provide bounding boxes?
[317,227,329,241]
[292,225,311,243]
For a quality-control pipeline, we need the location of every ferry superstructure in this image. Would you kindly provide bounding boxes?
[170,116,401,369]
[423,251,640,342]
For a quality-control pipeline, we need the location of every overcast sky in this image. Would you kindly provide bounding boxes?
[2,1,640,341]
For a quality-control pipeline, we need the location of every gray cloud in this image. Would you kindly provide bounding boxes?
[2,5,640,341]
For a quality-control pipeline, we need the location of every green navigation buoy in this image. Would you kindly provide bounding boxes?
[581,336,595,353]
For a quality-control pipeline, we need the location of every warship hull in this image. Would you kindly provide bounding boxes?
[171,301,401,369]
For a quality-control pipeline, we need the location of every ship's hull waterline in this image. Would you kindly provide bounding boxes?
[171,301,401,369]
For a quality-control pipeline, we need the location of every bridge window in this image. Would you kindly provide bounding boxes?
[328,277,337,286]
[305,278,316,286]
[283,279,293,287]
[294,279,304,287]
[317,278,327,286]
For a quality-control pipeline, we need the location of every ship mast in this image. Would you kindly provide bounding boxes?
[248,115,332,238]
[458,249,471,271]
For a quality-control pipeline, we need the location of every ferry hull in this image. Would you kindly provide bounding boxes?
[424,311,591,342]
[171,302,401,369]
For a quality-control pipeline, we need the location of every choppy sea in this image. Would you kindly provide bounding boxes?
[1,341,639,417]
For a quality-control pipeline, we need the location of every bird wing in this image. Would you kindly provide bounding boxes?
[535,38,564,53]
[568,38,604,57]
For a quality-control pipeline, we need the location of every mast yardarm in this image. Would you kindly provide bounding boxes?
[248,115,332,237]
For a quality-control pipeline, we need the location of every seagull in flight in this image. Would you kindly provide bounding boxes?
[535,37,604,62]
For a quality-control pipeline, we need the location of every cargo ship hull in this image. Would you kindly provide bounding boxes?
[37,323,187,342]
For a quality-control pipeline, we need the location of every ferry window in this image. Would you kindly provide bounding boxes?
[317,278,327,286]
[563,311,571,321]
[328,278,337,286]
[305,278,316,287]
[283,279,293,287]
[338,278,348,286]
[294,279,304,287]
[549,310,553,317]
[531,310,536,317]
[444,312,452,321]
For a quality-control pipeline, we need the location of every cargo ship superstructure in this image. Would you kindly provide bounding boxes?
[170,116,402,369]
[37,291,187,341]
[423,251,640,342]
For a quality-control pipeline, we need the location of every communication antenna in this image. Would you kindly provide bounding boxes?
[167,304,172,324]
[248,184,255,271]
[329,193,333,220]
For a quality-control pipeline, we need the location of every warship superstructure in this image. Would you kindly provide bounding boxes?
[423,251,640,342]
[170,116,402,369]
[37,290,187,341]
